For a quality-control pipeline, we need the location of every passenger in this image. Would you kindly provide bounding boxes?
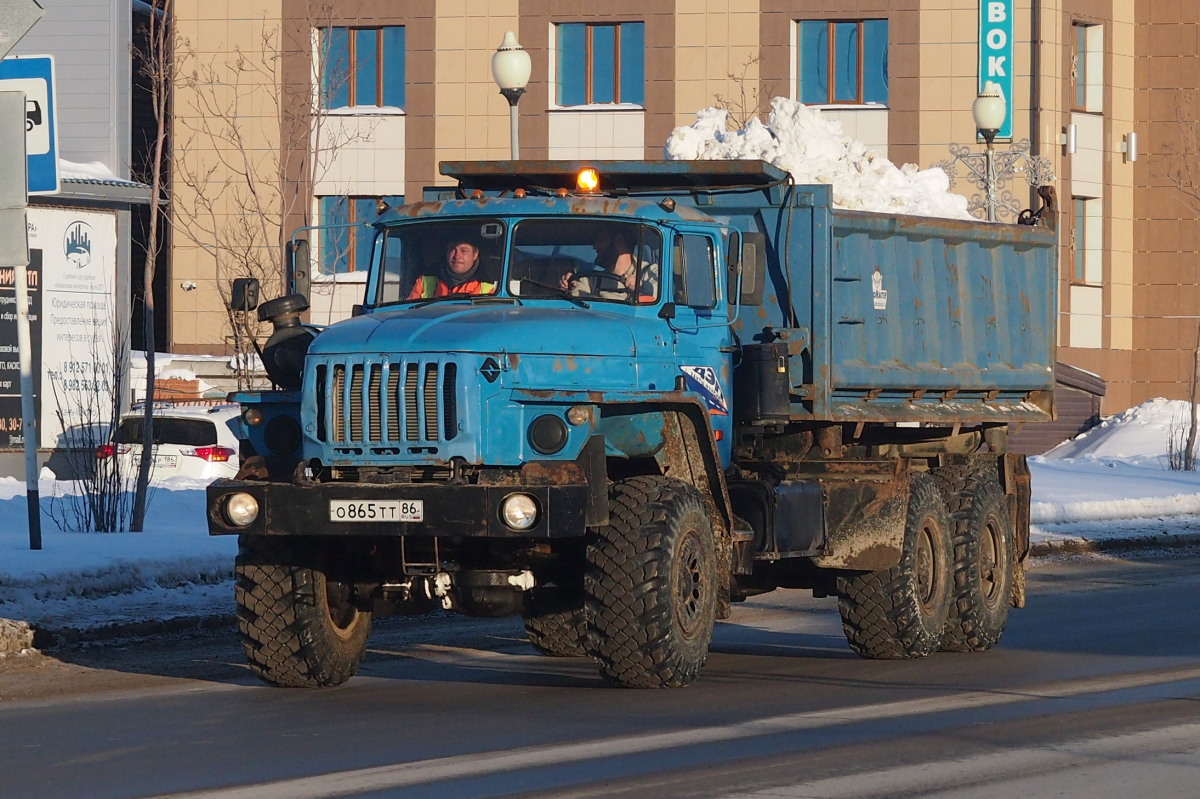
[407,238,497,299]
[559,227,659,302]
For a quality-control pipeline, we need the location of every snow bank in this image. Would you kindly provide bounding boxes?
[665,97,973,220]
[1042,397,1196,465]
[1031,398,1200,523]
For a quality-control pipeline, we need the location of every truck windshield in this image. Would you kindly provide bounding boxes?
[372,218,662,307]
[374,219,507,306]
[510,220,662,305]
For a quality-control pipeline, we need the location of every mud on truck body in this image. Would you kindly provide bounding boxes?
[208,161,1058,688]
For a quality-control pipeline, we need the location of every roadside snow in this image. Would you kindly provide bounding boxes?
[1,399,1199,640]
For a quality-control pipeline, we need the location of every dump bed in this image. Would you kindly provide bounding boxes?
[746,183,1058,423]
[437,159,1059,425]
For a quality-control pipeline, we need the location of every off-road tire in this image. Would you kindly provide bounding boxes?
[584,476,717,688]
[937,470,1013,652]
[523,589,587,657]
[837,473,954,659]
[235,535,371,687]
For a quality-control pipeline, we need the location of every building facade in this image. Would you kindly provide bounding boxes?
[168,1,1200,415]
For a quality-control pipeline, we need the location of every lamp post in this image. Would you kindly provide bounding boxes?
[491,31,531,160]
[972,81,1006,222]
[937,81,1055,223]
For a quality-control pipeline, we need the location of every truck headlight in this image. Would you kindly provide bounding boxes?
[528,414,568,455]
[223,492,260,527]
[500,493,539,531]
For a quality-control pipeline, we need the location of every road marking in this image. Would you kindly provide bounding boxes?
[143,666,1200,799]
[723,720,1200,797]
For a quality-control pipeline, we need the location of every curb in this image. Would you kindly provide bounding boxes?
[0,613,234,657]
[1030,532,1200,557]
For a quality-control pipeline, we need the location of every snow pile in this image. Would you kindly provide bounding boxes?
[0,474,237,633]
[1042,397,1194,465]
[665,97,973,220]
[1031,398,1200,524]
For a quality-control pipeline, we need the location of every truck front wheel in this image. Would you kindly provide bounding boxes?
[235,535,371,687]
[584,476,717,688]
[837,473,954,659]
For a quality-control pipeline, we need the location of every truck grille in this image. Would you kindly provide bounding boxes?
[316,359,458,445]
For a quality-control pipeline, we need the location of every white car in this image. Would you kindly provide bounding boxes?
[96,404,245,482]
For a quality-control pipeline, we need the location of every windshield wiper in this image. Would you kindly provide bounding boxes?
[410,294,492,310]
[517,279,591,309]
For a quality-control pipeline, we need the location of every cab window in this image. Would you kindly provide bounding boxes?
[673,234,717,309]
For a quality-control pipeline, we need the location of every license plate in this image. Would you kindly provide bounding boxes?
[329,499,424,523]
[139,454,177,469]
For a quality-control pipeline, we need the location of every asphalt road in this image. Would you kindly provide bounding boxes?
[1,550,1198,799]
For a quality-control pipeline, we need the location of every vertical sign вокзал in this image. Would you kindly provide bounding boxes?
[979,0,1014,141]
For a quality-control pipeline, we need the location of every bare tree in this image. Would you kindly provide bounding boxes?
[713,55,773,132]
[169,3,372,388]
[1160,89,1200,470]
[128,0,174,530]
[46,318,139,533]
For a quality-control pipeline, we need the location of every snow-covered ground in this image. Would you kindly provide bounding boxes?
[1,399,1198,649]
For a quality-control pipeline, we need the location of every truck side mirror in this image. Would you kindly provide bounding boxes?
[287,238,311,300]
[229,277,260,312]
[739,232,766,307]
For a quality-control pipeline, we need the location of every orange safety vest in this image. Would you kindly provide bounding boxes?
[407,276,497,299]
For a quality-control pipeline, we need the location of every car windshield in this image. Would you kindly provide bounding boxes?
[115,417,217,446]
[372,219,662,307]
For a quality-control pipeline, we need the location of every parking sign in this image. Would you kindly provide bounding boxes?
[0,55,58,194]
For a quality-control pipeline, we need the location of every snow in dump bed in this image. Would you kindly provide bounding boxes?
[664,97,974,221]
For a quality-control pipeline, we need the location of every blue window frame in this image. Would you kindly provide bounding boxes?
[797,19,888,105]
[557,21,644,106]
[318,195,403,274]
[320,26,406,109]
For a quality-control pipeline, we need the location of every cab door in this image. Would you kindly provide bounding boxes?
[667,226,736,465]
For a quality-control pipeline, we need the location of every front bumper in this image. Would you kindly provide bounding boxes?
[207,478,588,539]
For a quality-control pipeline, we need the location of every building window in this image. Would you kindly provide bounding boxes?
[556,21,644,106]
[1073,23,1103,112]
[318,195,402,274]
[1072,196,1102,285]
[319,27,405,109]
[797,19,888,105]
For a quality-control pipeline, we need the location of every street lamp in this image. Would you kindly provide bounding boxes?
[937,81,1055,223]
[491,31,531,160]
[972,81,1006,221]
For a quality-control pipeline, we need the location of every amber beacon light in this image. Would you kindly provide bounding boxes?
[576,167,600,193]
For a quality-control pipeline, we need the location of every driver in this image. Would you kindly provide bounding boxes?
[559,227,659,301]
[407,237,496,299]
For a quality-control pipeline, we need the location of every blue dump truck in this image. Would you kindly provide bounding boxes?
[208,160,1057,688]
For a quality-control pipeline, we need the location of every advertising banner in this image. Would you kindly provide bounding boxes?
[26,207,118,448]
[0,248,40,448]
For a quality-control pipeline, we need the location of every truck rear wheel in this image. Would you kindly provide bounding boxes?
[940,472,1013,652]
[837,472,954,659]
[235,535,371,687]
[522,588,587,657]
[584,476,717,688]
